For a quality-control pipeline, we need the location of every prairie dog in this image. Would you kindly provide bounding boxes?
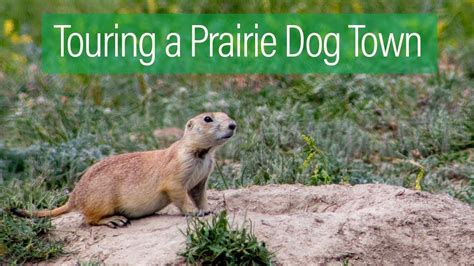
[14,112,236,228]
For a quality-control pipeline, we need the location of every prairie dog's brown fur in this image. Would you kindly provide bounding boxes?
[14,112,236,228]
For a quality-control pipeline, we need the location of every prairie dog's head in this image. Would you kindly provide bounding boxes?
[183,112,236,148]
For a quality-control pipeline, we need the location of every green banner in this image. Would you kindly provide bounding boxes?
[42,14,437,74]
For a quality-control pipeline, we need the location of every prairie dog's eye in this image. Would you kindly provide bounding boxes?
[204,116,213,123]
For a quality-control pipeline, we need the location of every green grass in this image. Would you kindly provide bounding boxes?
[0,181,67,263]
[180,211,274,265]
[0,0,472,263]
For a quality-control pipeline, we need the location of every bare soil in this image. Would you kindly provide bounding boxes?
[47,184,474,265]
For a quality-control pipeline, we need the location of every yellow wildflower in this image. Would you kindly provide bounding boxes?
[10,33,21,44]
[168,4,180,13]
[351,0,363,13]
[118,8,129,14]
[19,34,32,44]
[146,0,157,14]
[438,19,446,36]
[3,19,14,36]
[11,52,27,64]
[3,20,32,44]
[10,32,33,44]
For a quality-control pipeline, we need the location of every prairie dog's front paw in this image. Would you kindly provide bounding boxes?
[196,209,212,217]
[184,209,212,217]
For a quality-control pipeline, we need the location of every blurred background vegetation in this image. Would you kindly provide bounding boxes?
[0,0,473,263]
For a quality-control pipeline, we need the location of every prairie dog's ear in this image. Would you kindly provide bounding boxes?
[185,120,194,132]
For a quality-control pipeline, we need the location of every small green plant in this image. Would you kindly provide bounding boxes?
[179,210,274,265]
[415,167,425,192]
[301,134,334,185]
[396,159,426,192]
[343,258,350,266]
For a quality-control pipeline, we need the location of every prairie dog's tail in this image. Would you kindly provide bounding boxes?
[11,200,74,218]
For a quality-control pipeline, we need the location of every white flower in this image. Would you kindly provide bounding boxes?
[256,106,268,113]
[218,99,228,108]
[207,91,217,97]
[275,111,285,121]
[129,133,138,141]
[28,64,38,73]
[36,96,46,104]
[18,93,28,101]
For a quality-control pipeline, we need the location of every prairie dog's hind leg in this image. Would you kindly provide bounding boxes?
[82,207,129,228]
[94,215,130,228]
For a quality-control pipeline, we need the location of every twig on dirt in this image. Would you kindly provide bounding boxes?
[322,203,339,212]
[49,229,77,233]
[223,192,227,210]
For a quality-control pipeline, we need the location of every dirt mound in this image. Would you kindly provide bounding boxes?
[47,184,473,265]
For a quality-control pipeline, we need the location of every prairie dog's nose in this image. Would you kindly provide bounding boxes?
[228,121,237,130]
